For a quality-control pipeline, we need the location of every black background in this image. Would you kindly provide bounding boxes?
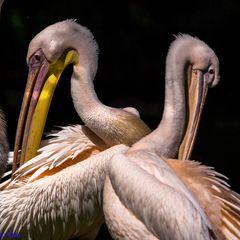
[0,1,239,238]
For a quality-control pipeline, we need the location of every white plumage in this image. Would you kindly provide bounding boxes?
[0,20,239,240]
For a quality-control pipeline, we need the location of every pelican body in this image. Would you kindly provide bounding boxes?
[1,20,150,239]
[103,35,240,240]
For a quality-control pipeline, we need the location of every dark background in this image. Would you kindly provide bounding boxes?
[0,0,239,238]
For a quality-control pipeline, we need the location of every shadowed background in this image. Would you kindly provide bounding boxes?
[0,0,239,238]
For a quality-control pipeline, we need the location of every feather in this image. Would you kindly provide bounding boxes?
[2,125,107,187]
[167,159,240,239]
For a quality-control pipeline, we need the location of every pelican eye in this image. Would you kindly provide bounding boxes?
[208,68,215,75]
[204,66,216,86]
[28,49,46,68]
[208,67,215,80]
[34,54,41,62]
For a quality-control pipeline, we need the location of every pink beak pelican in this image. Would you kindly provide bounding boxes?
[103,35,240,239]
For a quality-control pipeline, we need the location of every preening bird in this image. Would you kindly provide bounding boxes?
[10,19,150,176]
[103,35,240,240]
[0,20,150,239]
[0,21,210,238]
[0,20,239,240]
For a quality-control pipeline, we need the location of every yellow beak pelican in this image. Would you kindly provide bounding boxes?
[1,20,150,239]
[10,19,150,178]
[103,35,240,239]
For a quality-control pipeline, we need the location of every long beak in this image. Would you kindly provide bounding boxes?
[178,68,208,160]
[12,49,78,175]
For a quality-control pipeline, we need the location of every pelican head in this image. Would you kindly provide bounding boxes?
[175,34,219,159]
[27,20,98,78]
[130,34,219,160]
[13,20,150,172]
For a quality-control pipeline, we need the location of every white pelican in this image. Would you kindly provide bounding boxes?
[10,19,150,176]
[0,21,212,238]
[0,21,238,239]
[103,35,240,239]
[0,20,150,239]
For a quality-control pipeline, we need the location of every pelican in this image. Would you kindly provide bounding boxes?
[103,35,240,239]
[10,19,150,177]
[0,110,9,178]
[0,21,239,239]
[0,21,214,238]
[0,20,150,239]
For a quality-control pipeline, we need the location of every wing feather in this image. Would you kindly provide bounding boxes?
[1,125,107,189]
[107,151,215,239]
[167,159,240,239]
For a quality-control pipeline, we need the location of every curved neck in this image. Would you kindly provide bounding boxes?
[71,62,151,147]
[71,64,103,117]
[150,60,186,158]
[71,63,115,144]
[131,45,188,158]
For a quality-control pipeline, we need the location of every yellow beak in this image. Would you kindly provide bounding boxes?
[12,49,78,175]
